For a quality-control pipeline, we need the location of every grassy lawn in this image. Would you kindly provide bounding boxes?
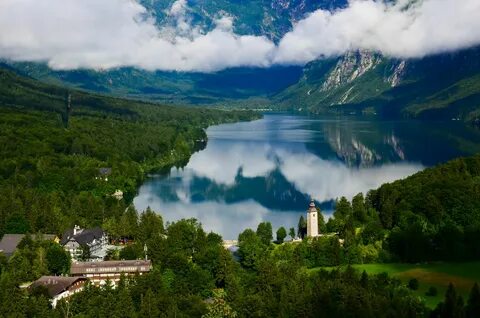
[310,262,480,308]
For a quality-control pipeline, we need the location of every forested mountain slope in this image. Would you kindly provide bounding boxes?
[2,0,349,104]
[274,47,480,122]
[0,65,257,237]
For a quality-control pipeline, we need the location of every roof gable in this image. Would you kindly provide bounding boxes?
[31,276,87,297]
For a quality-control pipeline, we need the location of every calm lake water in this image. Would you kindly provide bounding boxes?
[134,114,480,239]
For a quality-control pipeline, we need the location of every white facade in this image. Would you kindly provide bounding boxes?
[61,226,108,261]
[307,200,319,238]
[51,285,84,308]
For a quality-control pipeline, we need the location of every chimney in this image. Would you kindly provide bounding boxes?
[73,225,81,236]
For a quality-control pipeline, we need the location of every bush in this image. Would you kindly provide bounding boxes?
[408,278,419,290]
[425,286,438,296]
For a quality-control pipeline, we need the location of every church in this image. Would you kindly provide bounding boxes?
[307,199,320,238]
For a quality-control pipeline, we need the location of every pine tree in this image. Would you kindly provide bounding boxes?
[360,270,369,288]
[298,216,307,239]
[440,283,465,318]
[139,289,160,318]
[466,283,480,318]
[289,227,295,240]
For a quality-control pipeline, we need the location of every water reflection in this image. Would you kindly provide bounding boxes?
[134,114,480,239]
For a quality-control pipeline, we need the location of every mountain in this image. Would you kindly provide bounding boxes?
[6,61,302,105]
[3,0,346,104]
[274,46,480,122]
[3,0,480,122]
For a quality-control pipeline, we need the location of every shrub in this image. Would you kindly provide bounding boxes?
[425,286,438,296]
[408,278,419,290]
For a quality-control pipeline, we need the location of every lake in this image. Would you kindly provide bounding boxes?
[134,113,480,239]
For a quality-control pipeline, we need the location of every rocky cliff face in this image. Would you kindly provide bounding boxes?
[321,51,383,92]
[274,46,480,122]
[386,60,407,87]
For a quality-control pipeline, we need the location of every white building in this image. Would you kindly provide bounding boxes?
[307,199,320,238]
[70,260,152,286]
[61,225,108,261]
[30,276,87,308]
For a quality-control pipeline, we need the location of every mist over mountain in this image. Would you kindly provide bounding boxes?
[2,0,480,121]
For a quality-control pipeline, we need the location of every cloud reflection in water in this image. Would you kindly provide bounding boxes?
[134,115,427,239]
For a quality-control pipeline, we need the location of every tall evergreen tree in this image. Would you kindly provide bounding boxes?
[440,283,465,318]
[298,216,307,239]
[139,289,160,318]
[466,283,480,318]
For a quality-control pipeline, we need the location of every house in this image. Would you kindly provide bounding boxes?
[30,276,87,307]
[61,225,108,261]
[0,234,57,258]
[97,167,112,181]
[70,260,152,286]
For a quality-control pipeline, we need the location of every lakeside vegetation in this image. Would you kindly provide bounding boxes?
[309,262,480,308]
[0,66,260,238]
[2,151,480,316]
[1,67,480,317]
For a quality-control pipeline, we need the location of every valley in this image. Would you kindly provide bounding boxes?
[1,0,480,317]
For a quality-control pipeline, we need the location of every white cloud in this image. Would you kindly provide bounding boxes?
[274,0,480,63]
[0,0,479,72]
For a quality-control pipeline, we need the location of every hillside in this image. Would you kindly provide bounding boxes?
[3,0,480,120]
[0,65,258,237]
[274,47,480,122]
[3,0,343,104]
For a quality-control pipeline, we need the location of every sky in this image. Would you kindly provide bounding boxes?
[1,0,479,72]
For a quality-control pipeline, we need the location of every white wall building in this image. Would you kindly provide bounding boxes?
[30,276,87,308]
[307,199,320,238]
[70,260,152,286]
[61,225,108,261]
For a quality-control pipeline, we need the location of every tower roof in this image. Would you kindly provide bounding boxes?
[308,198,316,213]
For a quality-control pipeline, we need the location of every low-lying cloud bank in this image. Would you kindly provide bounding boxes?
[1,0,479,72]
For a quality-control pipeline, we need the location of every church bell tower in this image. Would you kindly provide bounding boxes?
[307,199,319,237]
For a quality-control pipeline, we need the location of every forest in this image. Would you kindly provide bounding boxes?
[0,66,258,237]
[1,66,480,317]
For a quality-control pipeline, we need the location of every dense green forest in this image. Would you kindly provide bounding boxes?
[0,66,259,237]
[1,66,480,317]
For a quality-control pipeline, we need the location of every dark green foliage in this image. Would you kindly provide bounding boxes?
[256,222,273,245]
[466,283,480,318]
[316,207,327,233]
[426,286,438,297]
[298,215,307,239]
[119,245,140,260]
[276,227,287,243]
[288,227,295,240]
[432,283,466,318]
[0,66,258,240]
[352,193,368,224]
[238,229,265,269]
[368,154,480,262]
[45,242,71,275]
[408,278,419,290]
[78,244,91,262]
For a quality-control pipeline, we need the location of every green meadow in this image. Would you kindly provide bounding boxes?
[310,262,480,308]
